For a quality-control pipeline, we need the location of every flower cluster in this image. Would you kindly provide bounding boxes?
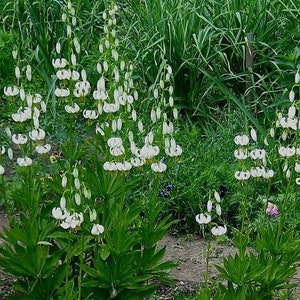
[195,191,227,236]
[52,164,104,235]
[234,128,274,181]
[3,51,51,170]
[273,71,300,184]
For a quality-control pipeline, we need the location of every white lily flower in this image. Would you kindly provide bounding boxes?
[211,225,227,236]
[4,86,19,97]
[65,103,80,114]
[214,191,221,203]
[195,213,211,224]
[151,162,167,172]
[60,212,83,229]
[35,144,51,154]
[216,204,222,216]
[12,133,28,145]
[52,58,68,69]
[234,171,250,180]
[52,207,67,220]
[91,224,104,236]
[207,200,213,213]
[0,165,5,175]
[17,156,32,167]
[29,128,46,141]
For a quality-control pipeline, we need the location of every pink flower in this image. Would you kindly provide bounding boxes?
[266,202,279,217]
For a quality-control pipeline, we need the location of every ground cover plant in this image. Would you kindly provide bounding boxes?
[0,0,299,299]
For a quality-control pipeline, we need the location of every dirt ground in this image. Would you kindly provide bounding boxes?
[158,234,300,299]
[0,210,299,299]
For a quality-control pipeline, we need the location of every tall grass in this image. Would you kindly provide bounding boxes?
[121,0,300,133]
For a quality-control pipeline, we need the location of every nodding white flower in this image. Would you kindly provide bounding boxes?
[131,109,137,121]
[83,109,98,120]
[97,77,106,91]
[11,109,30,123]
[67,25,72,37]
[52,207,67,220]
[74,178,80,190]
[15,66,20,79]
[216,204,222,216]
[93,90,108,101]
[234,135,249,146]
[153,88,159,99]
[195,213,211,225]
[214,191,221,203]
[173,108,178,119]
[139,145,160,160]
[75,193,81,205]
[207,200,213,212]
[165,143,182,157]
[234,170,250,181]
[91,224,104,235]
[110,145,125,156]
[151,108,157,123]
[130,157,145,167]
[56,69,71,80]
[26,65,32,81]
[289,90,295,102]
[249,149,266,160]
[61,175,68,188]
[12,133,28,145]
[234,149,248,160]
[263,169,274,179]
[103,61,109,72]
[65,103,80,114]
[116,161,132,171]
[162,121,174,135]
[278,146,296,157]
[1,146,5,155]
[0,165,5,175]
[103,101,119,113]
[71,70,80,81]
[56,41,61,53]
[4,86,19,97]
[33,93,42,103]
[29,128,46,141]
[55,88,70,97]
[52,58,68,69]
[60,197,66,210]
[12,49,18,59]
[17,156,32,167]
[295,162,300,173]
[36,144,51,154]
[81,188,91,200]
[103,161,116,171]
[60,212,84,229]
[7,148,13,160]
[250,166,266,178]
[211,225,227,236]
[295,72,300,84]
[151,161,167,173]
[250,128,257,142]
[74,81,90,98]
[26,95,33,107]
[296,178,300,185]
[19,88,25,100]
[107,137,122,148]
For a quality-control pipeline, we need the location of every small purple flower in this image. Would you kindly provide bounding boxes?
[266,202,279,217]
[219,185,228,198]
[166,184,173,191]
